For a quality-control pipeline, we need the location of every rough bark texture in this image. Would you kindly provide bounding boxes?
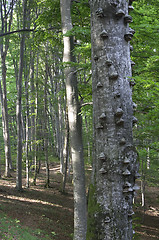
[87,1,139,239]
[60,0,87,239]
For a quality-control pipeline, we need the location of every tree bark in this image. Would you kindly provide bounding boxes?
[62,110,69,193]
[0,1,13,176]
[60,0,87,239]
[87,1,139,239]
[16,0,27,191]
[25,62,30,188]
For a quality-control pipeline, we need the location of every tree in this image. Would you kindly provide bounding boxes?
[87,1,140,239]
[16,0,27,191]
[60,0,87,239]
[0,0,14,177]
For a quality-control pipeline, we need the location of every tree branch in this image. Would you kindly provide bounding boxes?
[81,102,93,107]
[0,28,34,37]
[0,27,59,38]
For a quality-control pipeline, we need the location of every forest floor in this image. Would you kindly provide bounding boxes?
[0,162,159,240]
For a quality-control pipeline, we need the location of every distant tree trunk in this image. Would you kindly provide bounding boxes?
[0,1,14,176]
[33,55,39,186]
[16,0,27,191]
[146,147,150,169]
[44,58,49,188]
[60,0,87,239]
[84,114,91,163]
[25,66,30,188]
[87,1,140,239]
[30,51,35,163]
[58,94,64,174]
[62,110,69,193]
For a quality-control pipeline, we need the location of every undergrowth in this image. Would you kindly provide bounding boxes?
[0,210,52,240]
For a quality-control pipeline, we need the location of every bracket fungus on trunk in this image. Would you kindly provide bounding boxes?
[128,5,134,12]
[114,91,121,98]
[100,30,109,39]
[123,187,133,193]
[96,8,104,18]
[106,59,112,66]
[124,181,131,188]
[120,137,126,145]
[129,78,136,87]
[97,82,103,88]
[124,15,133,24]
[130,45,133,51]
[124,32,133,42]
[99,112,107,120]
[116,118,124,126]
[99,163,107,174]
[132,116,138,125]
[94,55,99,61]
[122,169,131,176]
[105,216,111,223]
[133,102,137,110]
[128,208,135,217]
[133,184,140,191]
[115,108,124,117]
[131,60,135,66]
[116,9,125,18]
[123,157,131,164]
[98,152,106,161]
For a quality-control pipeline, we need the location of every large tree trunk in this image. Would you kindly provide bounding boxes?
[60,0,87,239]
[87,1,139,239]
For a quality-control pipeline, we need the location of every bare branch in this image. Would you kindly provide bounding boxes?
[81,102,93,107]
[0,28,34,37]
[0,27,60,38]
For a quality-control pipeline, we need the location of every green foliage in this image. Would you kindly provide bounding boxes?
[131,0,159,186]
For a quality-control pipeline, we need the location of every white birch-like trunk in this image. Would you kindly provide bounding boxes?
[60,0,87,239]
[87,1,139,239]
[146,147,150,170]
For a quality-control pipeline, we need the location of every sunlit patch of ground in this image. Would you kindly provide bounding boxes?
[0,163,159,240]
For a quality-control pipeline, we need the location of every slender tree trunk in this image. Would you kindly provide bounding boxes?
[60,0,87,239]
[0,0,15,176]
[0,52,12,177]
[16,0,27,191]
[146,147,150,169]
[84,114,91,163]
[30,51,35,161]
[44,58,49,188]
[25,65,30,188]
[33,55,39,186]
[87,1,140,239]
[62,110,69,193]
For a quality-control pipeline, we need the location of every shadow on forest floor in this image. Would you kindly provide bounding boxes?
[0,163,159,240]
[0,163,74,240]
[133,184,159,240]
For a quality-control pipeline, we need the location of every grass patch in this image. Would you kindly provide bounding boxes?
[0,211,52,240]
